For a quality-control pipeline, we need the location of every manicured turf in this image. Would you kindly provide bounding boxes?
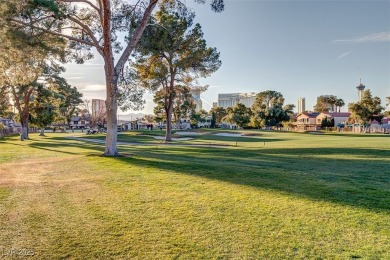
[0,130,389,258]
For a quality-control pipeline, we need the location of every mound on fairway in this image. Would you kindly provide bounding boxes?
[214,132,243,137]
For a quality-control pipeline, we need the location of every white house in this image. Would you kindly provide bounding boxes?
[177,119,191,130]
[69,116,90,129]
[0,117,12,127]
[219,122,238,129]
[121,119,155,130]
[198,115,212,128]
[370,117,390,133]
[316,112,351,126]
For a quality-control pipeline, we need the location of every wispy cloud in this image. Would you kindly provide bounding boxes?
[83,62,104,66]
[64,72,85,76]
[337,50,352,59]
[207,85,221,89]
[334,32,390,43]
[78,84,106,92]
[66,77,84,80]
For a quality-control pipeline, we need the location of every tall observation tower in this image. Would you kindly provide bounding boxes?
[356,78,365,101]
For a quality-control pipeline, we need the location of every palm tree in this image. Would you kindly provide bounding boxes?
[335,98,345,112]
[328,96,337,112]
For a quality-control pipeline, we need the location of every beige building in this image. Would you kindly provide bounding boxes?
[316,112,351,126]
[239,92,257,108]
[296,112,320,130]
[218,92,257,109]
[218,93,239,108]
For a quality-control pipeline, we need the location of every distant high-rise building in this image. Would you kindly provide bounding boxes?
[356,78,366,101]
[218,93,240,108]
[239,92,257,108]
[190,87,207,112]
[218,92,257,109]
[298,97,306,114]
[92,99,106,117]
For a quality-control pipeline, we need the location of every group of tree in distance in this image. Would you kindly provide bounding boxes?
[157,90,296,130]
[0,27,83,140]
[1,0,389,151]
[347,90,386,129]
[313,95,345,113]
[1,0,224,156]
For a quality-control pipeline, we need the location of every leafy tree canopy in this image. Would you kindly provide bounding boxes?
[134,4,221,140]
[209,106,226,125]
[314,95,341,113]
[224,103,252,128]
[2,0,224,154]
[348,90,384,125]
[251,90,295,128]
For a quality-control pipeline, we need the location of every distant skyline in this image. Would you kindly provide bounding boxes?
[63,0,390,116]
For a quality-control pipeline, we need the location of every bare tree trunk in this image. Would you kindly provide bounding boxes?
[104,74,119,156]
[103,54,119,155]
[102,1,119,156]
[10,86,31,141]
[21,118,29,140]
[20,128,25,141]
[165,104,173,142]
[165,74,175,142]
[105,97,118,155]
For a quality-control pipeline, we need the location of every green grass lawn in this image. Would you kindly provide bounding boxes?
[0,130,389,259]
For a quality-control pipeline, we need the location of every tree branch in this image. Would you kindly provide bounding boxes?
[10,85,22,115]
[67,15,102,48]
[10,18,103,52]
[59,0,100,13]
[115,0,158,74]
[96,0,104,26]
[30,15,55,25]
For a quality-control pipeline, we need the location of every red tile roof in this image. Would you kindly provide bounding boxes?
[321,112,351,117]
[299,112,320,118]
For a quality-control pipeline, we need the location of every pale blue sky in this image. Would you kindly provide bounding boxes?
[64,0,390,116]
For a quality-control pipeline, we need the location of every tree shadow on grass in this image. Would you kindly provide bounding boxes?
[9,135,390,213]
[26,139,105,155]
[189,135,286,143]
[113,146,390,213]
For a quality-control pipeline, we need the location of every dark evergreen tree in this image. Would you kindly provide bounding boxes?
[224,103,252,128]
[211,111,216,128]
[251,90,295,128]
[348,89,384,132]
[3,0,223,155]
[135,6,221,141]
